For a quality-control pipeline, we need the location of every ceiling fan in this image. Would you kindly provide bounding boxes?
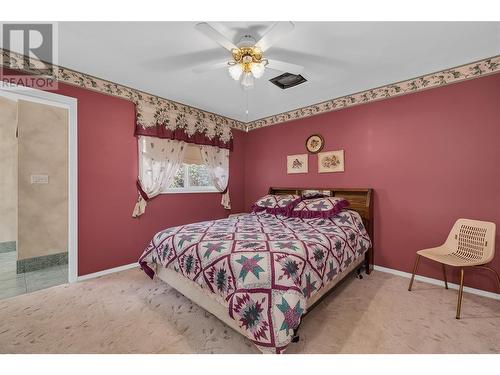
[194,22,304,90]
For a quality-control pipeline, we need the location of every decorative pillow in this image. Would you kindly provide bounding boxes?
[289,197,349,219]
[251,194,301,215]
[301,189,332,199]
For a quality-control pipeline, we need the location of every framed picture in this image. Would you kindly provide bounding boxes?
[305,134,324,154]
[287,154,308,174]
[318,150,344,173]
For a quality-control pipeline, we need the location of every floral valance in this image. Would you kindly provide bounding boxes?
[0,48,241,149]
[135,99,233,150]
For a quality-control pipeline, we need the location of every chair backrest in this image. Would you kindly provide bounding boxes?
[445,218,497,264]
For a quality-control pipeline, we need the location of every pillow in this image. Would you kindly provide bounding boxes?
[301,189,332,199]
[251,194,301,215]
[288,196,349,219]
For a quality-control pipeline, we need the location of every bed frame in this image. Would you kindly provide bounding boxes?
[268,187,374,274]
[152,187,374,349]
[268,187,374,343]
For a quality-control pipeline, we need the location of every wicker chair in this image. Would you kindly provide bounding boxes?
[408,218,498,319]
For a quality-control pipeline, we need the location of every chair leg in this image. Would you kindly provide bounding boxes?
[490,267,500,291]
[474,265,500,292]
[408,254,421,291]
[456,268,465,319]
[442,264,448,289]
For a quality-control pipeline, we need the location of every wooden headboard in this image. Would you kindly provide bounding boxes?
[268,187,374,273]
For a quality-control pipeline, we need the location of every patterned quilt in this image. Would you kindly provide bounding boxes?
[138,210,371,353]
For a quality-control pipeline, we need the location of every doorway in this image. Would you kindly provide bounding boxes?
[0,85,77,299]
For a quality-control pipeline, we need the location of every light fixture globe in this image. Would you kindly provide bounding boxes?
[250,62,266,79]
[240,72,254,90]
[228,64,243,80]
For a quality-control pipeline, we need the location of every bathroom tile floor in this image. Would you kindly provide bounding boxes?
[0,252,67,300]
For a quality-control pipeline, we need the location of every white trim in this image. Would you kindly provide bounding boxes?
[162,163,218,194]
[374,265,500,301]
[76,262,138,282]
[162,188,219,194]
[0,84,78,283]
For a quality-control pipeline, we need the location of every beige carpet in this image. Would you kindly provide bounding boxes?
[0,267,499,354]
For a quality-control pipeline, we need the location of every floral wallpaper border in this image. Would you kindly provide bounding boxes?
[1,48,498,134]
[245,55,500,131]
[0,48,247,147]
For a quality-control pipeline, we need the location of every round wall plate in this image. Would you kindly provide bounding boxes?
[305,134,324,154]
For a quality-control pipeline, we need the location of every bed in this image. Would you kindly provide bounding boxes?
[139,187,374,353]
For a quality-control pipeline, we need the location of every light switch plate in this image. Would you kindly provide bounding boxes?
[31,174,49,184]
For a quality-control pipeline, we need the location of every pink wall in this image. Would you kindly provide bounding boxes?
[4,66,499,294]
[66,85,246,276]
[2,68,246,276]
[243,73,500,293]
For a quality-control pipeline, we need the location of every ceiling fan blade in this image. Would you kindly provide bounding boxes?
[255,22,295,52]
[192,61,228,73]
[266,59,304,75]
[195,22,238,52]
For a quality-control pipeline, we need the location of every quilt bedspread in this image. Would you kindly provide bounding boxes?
[138,210,371,353]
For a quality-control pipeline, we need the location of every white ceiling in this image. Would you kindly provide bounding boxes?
[58,22,500,122]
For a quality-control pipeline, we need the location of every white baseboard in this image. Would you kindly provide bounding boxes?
[76,262,138,282]
[374,265,500,301]
[74,261,500,301]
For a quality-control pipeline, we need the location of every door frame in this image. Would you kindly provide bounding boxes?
[0,84,78,283]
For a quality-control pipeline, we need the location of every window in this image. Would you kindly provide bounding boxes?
[162,144,217,193]
[165,163,217,193]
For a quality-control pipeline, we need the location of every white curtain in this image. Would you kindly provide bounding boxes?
[200,144,231,210]
[132,136,187,217]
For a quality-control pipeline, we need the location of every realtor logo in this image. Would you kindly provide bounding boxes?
[1,22,58,89]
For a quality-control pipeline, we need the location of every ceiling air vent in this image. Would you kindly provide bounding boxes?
[269,73,307,89]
